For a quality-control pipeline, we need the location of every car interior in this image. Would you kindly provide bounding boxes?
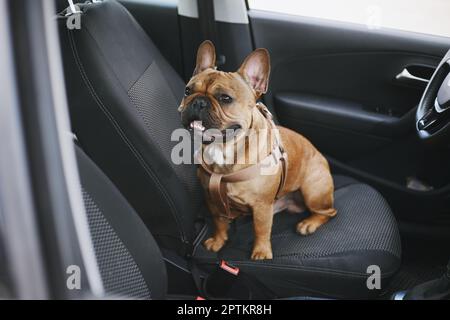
[2,0,450,300]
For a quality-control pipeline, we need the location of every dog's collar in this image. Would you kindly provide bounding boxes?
[198,103,288,220]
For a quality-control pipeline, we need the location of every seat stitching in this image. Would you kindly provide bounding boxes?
[196,250,399,277]
[68,28,187,244]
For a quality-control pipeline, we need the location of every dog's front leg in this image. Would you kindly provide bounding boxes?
[251,204,274,260]
[204,215,229,252]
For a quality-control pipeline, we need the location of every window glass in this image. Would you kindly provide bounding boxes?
[248,0,450,38]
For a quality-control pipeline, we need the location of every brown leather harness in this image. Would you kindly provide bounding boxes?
[198,103,288,220]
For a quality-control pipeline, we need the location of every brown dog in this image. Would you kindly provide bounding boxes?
[178,41,336,260]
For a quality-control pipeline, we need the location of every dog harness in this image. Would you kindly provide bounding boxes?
[198,103,288,220]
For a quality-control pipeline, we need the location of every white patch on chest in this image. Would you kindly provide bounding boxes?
[204,144,226,165]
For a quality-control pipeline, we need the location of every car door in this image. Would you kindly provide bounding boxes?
[246,0,450,229]
[172,0,450,238]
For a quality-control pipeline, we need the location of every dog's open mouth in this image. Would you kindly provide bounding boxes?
[189,121,242,144]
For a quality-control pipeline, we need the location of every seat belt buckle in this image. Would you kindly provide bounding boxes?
[220,260,240,276]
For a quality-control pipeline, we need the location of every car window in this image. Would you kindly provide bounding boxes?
[248,0,450,38]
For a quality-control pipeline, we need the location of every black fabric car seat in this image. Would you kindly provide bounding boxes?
[76,144,166,299]
[57,0,401,298]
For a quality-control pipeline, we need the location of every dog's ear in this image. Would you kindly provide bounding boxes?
[238,48,271,98]
[193,40,216,76]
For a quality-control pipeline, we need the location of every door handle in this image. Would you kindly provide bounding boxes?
[395,67,430,87]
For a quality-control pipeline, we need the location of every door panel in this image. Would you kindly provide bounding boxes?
[248,9,450,223]
[249,10,450,158]
[275,92,415,160]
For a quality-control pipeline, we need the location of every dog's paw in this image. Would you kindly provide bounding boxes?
[251,245,273,260]
[296,215,328,235]
[204,237,226,252]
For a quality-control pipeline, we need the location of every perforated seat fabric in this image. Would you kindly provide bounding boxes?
[58,0,401,298]
[195,176,401,298]
[76,145,166,299]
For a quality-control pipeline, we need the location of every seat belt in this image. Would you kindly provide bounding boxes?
[196,0,225,66]
[186,217,277,299]
[204,260,278,299]
[188,257,278,300]
[189,5,276,296]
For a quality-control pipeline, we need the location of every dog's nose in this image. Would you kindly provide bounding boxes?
[192,96,210,111]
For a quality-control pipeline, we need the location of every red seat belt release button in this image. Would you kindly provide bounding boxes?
[220,260,240,276]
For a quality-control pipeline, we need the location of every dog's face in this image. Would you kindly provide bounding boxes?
[178,41,270,144]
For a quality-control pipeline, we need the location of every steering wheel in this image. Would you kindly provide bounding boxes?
[416,50,450,143]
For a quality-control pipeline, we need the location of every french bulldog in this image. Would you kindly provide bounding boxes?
[178,41,337,260]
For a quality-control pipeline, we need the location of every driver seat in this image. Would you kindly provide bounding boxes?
[57,0,401,298]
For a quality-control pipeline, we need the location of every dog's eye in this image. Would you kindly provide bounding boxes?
[184,87,191,97]
[219,94,233,104]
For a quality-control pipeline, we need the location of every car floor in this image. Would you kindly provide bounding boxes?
[380,236,449,298]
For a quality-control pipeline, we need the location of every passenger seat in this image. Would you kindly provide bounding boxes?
[57,0,401,298]
[76,144,166,299]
